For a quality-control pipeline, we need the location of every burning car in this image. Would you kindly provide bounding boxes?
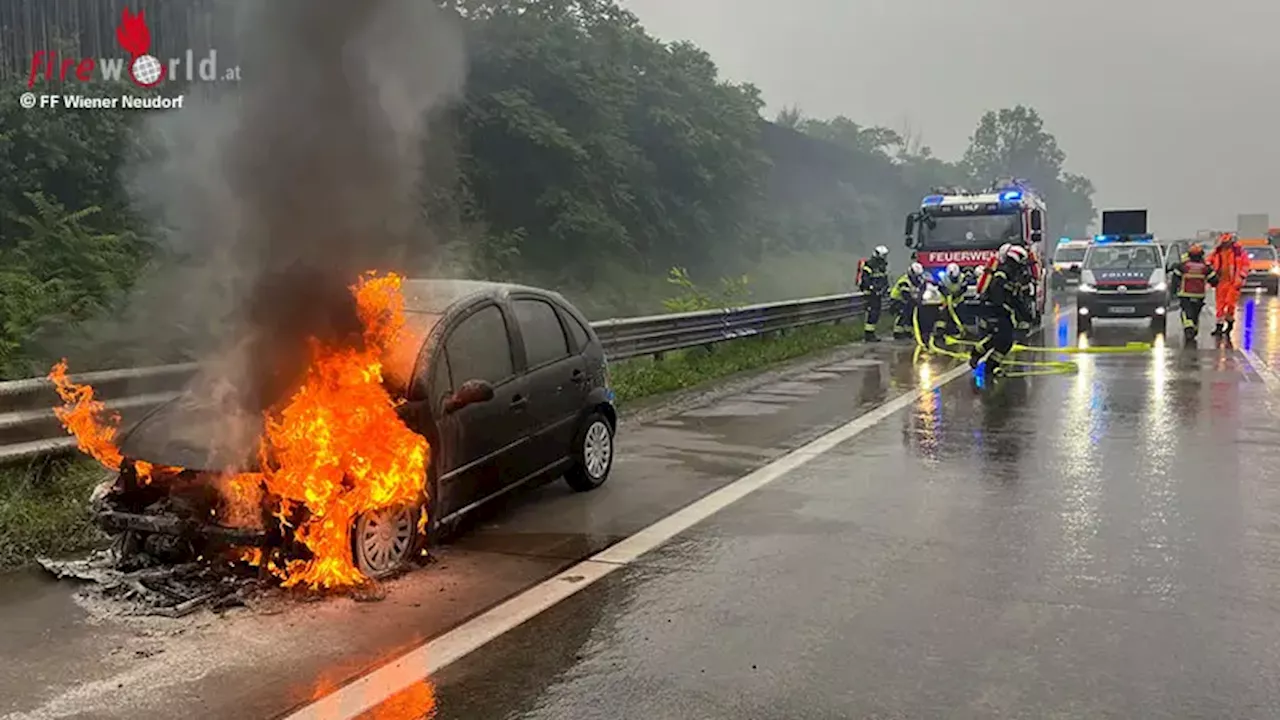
[54,277,617,588]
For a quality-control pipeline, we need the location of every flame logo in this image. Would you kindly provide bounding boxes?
[115,8,151,57]
[115,8,163,88]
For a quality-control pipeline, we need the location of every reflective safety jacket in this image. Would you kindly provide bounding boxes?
[1209,243,1249,287]
[889,273,920,303]
[976,263,1019,313]
[1170,258,1214,298]
[858,255,889,294]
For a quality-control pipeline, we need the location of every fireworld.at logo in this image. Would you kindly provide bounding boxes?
[26,8,239,89]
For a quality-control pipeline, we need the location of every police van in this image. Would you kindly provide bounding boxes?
[1076,233,1170,334]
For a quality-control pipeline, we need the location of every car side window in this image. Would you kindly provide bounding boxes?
[514,299,570,369]
[563,309,590,352]
[444,304,514,386]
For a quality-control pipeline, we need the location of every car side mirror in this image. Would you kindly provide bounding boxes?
[1029,210,1043,232]
[903,213,915,247]
[1030,231,1043,243]
[443,379,495,414]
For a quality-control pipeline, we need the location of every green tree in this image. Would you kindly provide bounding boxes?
[0,193,143,376]
[961,105,1064,189]
[961,105,1096,237]
[443,0,767,287]
[798,115,903,158]
[1057,172,1098,236]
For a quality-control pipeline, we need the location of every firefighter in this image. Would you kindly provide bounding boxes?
[931,262,968,342]
[969,245,1029,376]
[1006,250,1037,332]
[889,262,927,339]
[1208,232,1249,337]
[1168,243,1215,342]
[857,245,891,341]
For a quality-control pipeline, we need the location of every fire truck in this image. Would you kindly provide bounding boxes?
[903,179,1048,326]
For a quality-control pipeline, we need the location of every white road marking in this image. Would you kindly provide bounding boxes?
[283,362,972,720]
[1240,348,1280,389]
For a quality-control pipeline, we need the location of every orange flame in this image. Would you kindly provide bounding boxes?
[50,272,430,591]
[260,273,429,589]
[48,361,154,482]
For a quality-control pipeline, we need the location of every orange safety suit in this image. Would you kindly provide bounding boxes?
[1208,235,1249,322]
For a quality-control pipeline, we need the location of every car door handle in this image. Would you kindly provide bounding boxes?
[510,394,527,410]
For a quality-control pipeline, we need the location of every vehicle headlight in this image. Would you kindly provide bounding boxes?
[1270,264,1280,275]
[1078,283,1095,293]
[1152,282,1167,292]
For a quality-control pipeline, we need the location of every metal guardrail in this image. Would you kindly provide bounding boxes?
[0,292,866,464]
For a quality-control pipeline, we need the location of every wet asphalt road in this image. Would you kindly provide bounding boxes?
[7,293,1280,719]
[378,293,1280,719]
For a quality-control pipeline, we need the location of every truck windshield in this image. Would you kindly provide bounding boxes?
[918,213,1022,249]
[1246,246,1276,261]
[1085,245,1161,269]
[1054,246,1086,263]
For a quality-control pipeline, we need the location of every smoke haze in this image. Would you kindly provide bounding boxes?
[620,0,1280,236]
[113,0,466,467]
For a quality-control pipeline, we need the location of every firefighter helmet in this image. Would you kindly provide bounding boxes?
[1006,245,1029,264]
[908,262,924,277]
[873,245,889,258]
[945,263,962,281]
[1188,243,1204,258]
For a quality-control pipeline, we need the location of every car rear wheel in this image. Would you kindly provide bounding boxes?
[353,503,420,580]
[565,411,614,492]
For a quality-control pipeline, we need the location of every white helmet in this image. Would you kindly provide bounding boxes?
[997,242,1014,261]
[945,262,962,281]
[908,262,924,277]
[1006,245,1029,264]
[873,245,889,258]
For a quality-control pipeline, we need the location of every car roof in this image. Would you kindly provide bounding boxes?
[384,279,583,398]
[400,278,565,314]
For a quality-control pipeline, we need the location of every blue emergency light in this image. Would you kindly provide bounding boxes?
[998,190,1022,202]
[1094,233,1154,244]
[1058,237,1070,243]
[922,195,944,205]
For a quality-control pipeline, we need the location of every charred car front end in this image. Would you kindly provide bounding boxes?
[88,280,617,581]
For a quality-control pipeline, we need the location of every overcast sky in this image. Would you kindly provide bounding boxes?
[619,0,1280,237]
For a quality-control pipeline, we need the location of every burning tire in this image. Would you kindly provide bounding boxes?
[565,411,614,492]
[352,504,420,580]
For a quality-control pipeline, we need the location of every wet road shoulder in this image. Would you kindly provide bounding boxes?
[409,338,1280,719]
[0,343,949,720]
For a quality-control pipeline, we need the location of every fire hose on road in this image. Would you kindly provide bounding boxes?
[908,286,1152,378]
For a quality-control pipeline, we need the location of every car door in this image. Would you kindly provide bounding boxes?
[510,295,588,474]
[435,302,530,517]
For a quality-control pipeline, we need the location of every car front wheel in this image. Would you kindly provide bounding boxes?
[565,411,614,492]
[352,503,421,580]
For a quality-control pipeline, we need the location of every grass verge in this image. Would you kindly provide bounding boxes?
[0,318,869,570]
[610,320,863,404]
[0,458,108,569]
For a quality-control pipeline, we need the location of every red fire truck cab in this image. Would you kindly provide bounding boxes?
[904,179,1048,327]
